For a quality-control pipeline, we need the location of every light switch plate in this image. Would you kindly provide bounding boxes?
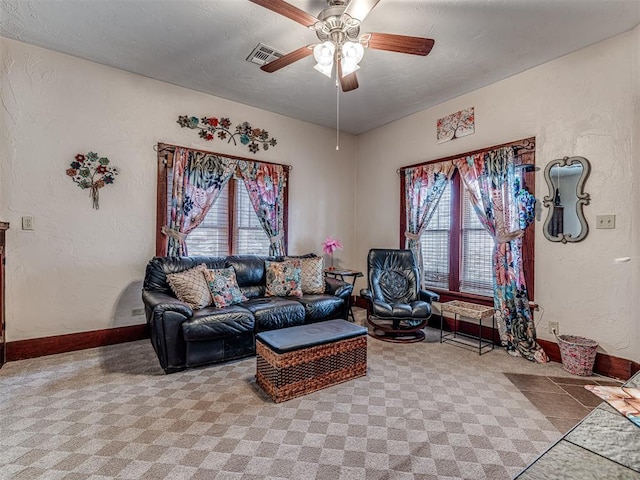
[596,214,615,229]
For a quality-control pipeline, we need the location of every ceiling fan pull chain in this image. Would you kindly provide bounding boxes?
[336,55,340,151]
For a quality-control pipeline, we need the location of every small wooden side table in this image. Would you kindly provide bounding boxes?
[324,268,363,322]
[440,300,495,355]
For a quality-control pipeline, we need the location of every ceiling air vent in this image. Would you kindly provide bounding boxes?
[247,43,284,66]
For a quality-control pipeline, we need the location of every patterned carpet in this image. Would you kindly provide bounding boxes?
[0,310,574,480]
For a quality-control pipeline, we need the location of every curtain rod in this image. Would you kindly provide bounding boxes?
[154,142,292,171]
[396,136,535,175]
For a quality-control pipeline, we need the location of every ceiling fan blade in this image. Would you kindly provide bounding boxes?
[260,45,313,73]
[337,59,359,92]
[365,32,435,56]
[249,0,317,27]
[340,71,359,92]
[343,0,381,23]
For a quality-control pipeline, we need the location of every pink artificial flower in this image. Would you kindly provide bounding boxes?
[321,236,343,255]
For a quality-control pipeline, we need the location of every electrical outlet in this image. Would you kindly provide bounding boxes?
[22,216,34,231]
[548,321,559,335]
[131,308,144,316]
[596,214,616,229]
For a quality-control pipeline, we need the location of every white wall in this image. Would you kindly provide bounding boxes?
[356,27,640,362]
[631,25,640,365]
[0,38,357,341]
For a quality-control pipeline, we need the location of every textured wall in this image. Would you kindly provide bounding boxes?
[355,27,640,362]
[0,38,356,341]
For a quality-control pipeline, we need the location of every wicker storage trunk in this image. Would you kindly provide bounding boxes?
[256,323,367,403]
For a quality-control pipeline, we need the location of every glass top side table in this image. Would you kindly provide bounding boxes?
[324,268,363,322]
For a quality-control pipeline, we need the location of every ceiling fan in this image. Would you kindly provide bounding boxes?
[249,0,435,92]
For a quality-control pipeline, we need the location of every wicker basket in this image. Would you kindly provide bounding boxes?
[556,334,598,376]
[256,335,367,403]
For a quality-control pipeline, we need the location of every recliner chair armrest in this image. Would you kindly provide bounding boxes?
[419,289,440,303]
[360,288,373,302]
[324,277,353,298]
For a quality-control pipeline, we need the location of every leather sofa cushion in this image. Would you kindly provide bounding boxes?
[296,295,343,321]
[182,305,255,341]
[372,300,430,318]
[243,297,305,331]
[144,256,227,294]
[226,255,273,288]
[256,319,366,354]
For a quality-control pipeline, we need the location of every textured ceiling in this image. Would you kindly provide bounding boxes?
[1,0,639,134]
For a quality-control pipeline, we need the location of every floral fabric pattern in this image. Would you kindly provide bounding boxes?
[404,161,455,282]
[238,161,287,256]
[453,147,547,363]
[265,260,302,298]
[204,267,247,309]
[166,148,237,256]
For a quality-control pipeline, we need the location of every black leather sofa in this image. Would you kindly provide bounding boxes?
[142,255,353,373]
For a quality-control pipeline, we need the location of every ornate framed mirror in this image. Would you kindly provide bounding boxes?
[542,156,591,243]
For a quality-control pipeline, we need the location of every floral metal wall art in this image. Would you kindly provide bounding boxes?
[437,107,475,144]
[177,115,277,154]
[66,152,119,210]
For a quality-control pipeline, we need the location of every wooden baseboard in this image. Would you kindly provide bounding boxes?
[6,310,640,382]
[6,324,149,362]
[359,295,639,382]
[536,338,639,381]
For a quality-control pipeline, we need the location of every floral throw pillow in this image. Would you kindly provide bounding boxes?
[289,256,325,294]
[166,264,211,310]
[204,267,248,309]
[265,260,303,298]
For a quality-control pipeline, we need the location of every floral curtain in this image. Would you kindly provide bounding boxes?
[165,147,237,256]
[454,148,547,363]
[238,160,287,256]
[404,161,455,275]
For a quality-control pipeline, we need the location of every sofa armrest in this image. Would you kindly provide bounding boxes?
[142,290,193,318]
[142,290,193,373]
[360,288,373,302]
[324,277,353,299]
[419,289,440,303]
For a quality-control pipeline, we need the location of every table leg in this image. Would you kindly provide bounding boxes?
[479,315,482,355]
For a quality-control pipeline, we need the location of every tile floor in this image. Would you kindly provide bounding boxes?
[504,373,624,433]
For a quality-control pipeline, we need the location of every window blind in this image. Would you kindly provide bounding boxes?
[421,182,451,290]
[185,183,230,257]
[460,188,493,296]
[234,180,270,255]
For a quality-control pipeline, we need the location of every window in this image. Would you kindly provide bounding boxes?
[233,179,270,256]
[421,183,450,290]
[157,145,287,257]
[167,174,270,257]
[420,173,493,298]
[403,141,535,304]
[459,186,494,296]
[181,179,270,257]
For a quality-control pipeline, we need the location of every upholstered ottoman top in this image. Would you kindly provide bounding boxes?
[256,319,366,354]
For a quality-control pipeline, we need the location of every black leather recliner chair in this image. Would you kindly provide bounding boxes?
[360,249,439,343]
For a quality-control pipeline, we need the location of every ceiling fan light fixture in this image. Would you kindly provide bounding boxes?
[314,62,334,77]
[313,41,335,77]
[340,41,363,77]
[313,42,335,66]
